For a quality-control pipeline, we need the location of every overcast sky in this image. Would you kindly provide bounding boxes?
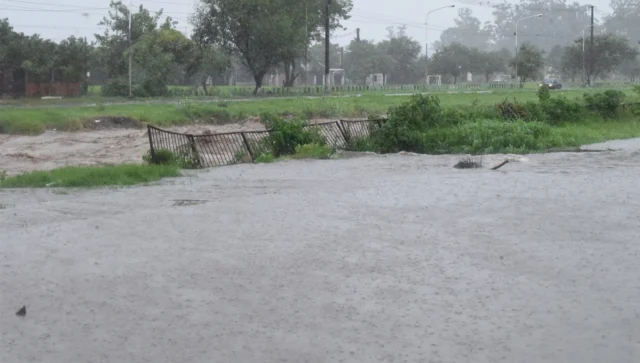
[1,0,613,46]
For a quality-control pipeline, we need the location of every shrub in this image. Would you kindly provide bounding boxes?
[141,78,168,97]
[293,143,335,159]
[583,90,626,118]
[386,94,445,129]
[537,85,551,102]
[143,147,201,169]
[496,98,529,120]
[101,77,129,97]
[634,85,640,98]
[0,170,6,182]
[260,113,325,157]
[540,97,584,124]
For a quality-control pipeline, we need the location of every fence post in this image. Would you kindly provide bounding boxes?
[187,134,203,168]
[338,120,351,144]
[241,132,255,161]
[147,125,156,160]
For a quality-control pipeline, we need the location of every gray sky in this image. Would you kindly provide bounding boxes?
[1,0,613,46]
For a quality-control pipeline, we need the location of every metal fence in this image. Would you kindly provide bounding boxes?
[147,119,385,168]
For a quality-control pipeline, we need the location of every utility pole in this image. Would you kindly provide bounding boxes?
[356,28,360,41]
[128,2,133,98]
[340,47,344,68]
[588,5,594,87]
[304,0,308,86]
[324,0,331,92]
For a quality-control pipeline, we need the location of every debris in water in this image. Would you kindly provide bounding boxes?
[16,305,26,317]
[491,160,509,170]
[454,157,483,169]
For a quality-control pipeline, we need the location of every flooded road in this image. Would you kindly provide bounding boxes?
[2,140,640,362]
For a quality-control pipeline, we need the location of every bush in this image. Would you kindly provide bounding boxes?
[583,90,626,118]
[101,77,129,97]
[141,78,168,97]
[386,94,446,129]
[540,97,584,124]
[537,85,551,102]
[260,113,325,157]
[496,98,529,120]
[143,147,201,169]
[293,143,335,159]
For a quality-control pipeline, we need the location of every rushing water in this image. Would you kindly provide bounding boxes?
[2,139,640,363]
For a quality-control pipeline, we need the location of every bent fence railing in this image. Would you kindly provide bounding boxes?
[147,119,385,169]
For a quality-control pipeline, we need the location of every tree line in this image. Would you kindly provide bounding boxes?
[0,0,638,98]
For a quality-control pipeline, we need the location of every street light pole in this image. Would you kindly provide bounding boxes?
[515,14,542,85]
[425,5,455,85]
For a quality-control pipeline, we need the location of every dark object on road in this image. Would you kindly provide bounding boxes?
[454,157,483,169]
[539,78,563,90]
[491,160,509,170]
[16,305,26,317]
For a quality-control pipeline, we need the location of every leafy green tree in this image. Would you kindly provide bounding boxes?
[343,39,386,84]
[192,0,352,93]
[619,57,640,82]
[95,1,175,79]
[491,0,592,52]
[430,43,471,84]
[604,0,640,46]
[560,44,583,82]
[377,26,422,84]
[470,49,507,82]
[437,8,493,50]
[129,28,198,96]
[584,34,638,84]
[510,42,544,82]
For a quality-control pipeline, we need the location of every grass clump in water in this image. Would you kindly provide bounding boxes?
[454,157,483,169]
[0,164,181,188]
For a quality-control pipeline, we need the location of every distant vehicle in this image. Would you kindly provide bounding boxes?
[539,78,563,90]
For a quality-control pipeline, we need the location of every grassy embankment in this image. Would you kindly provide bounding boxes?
[0,164,181,188]
[0,88,632,135]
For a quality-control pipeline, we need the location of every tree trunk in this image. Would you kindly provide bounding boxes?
[201,76,208,95]
[253,73,264,96]
[283,59,298,87]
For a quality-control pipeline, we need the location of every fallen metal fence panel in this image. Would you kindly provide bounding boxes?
[147,119,385,169]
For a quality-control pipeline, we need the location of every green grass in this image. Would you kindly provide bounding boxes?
[1,89,631,135]
[0,164,181,188]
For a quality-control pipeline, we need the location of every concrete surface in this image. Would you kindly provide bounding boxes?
[2,144,640,363]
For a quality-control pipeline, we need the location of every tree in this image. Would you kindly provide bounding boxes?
[470,49,507,82]
[377,26,422,84]
[547,45,565,75]
[95,1,174,79]
[430,43,471,84]
[510,42,544,82]
[56,36,94,93]
[437,8,493,50]
[192,45,230,92]
[619,57,640,82]
[129,28,198,96]
[604,0,640,46]
[491,0,591,52]
[191,0,352,93]
[584,34,638,84]
[343,39,386,84]
[560,44,583,82]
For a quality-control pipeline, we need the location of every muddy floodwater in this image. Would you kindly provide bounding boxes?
[2,139,640,363]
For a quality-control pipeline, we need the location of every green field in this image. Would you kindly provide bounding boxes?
[1,88,636,135]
